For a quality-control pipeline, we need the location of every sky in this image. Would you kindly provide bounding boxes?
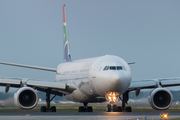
[0,0,180,92]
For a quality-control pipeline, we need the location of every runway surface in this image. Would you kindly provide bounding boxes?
[0,112,179,120]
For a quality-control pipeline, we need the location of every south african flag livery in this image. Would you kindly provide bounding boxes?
[63,4,71,62]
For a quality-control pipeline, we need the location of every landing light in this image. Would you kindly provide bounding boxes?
[106,92,119,103]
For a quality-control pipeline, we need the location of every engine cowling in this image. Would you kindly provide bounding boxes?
[148,88,173,110]
[14,87,38,110]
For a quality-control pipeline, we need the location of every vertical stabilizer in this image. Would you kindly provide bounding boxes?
[63,4,71,62]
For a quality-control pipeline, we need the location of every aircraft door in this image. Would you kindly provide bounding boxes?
[91,61,101,78]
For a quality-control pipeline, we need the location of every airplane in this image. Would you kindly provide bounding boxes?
[0,4,180,112]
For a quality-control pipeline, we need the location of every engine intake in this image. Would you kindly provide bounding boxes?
[14,87,38,110]
[148,88,173,110]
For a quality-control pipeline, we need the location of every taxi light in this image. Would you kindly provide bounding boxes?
[106,92,119,103]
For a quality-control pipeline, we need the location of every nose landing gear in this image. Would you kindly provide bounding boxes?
[106,104,122,112]
[106,91,132,112]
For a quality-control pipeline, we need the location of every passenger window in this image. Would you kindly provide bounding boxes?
[117,66,123,70]
[110,66,116,70]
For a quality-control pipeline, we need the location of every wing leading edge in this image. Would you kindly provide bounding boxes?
[128,77,180,91]
[0,77,76,95]
[0,61,56,72]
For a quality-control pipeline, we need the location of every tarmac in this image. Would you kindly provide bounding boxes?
[0,112,179,120]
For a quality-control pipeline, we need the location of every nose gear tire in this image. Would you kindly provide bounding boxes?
[106,104,111,112]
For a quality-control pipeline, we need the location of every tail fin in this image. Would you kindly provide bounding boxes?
[63,4,71,62]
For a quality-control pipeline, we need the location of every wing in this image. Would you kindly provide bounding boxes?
[127,62,136,65]
[128,77,180,91]
[0,61,56,72]
[128,80,157,91]
[0,77,76,96]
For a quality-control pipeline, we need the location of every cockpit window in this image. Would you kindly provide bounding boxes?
[103,66,127,71]
[110,66,116,70]
[117,66,123,70]
[122,66,127,71]
[103,66,109,71]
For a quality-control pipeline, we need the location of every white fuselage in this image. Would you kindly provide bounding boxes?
[56,55,132,103]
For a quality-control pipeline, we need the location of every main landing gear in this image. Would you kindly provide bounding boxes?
[40,89,57,112]
[78,103,93,112]
[106,91,132,112]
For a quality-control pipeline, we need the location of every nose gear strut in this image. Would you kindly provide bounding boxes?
[106,91,132,112]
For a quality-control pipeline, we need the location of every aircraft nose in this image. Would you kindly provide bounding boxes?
[109,72,129,93]
[110,72,121,82]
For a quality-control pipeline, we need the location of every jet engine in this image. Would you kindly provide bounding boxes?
[148,88,173,110]
[14,87,38,110]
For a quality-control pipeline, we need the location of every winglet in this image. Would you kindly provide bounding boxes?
[63,4,71,62]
